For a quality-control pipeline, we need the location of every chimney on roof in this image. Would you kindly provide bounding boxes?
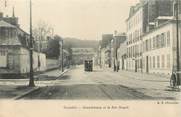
[12,6,15,17]
[0,12,3,18]
[114,30,118,36]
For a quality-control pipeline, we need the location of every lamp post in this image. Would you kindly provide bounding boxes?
[115,41,119,72]
[29,0,35,87]
[59,40,64,72]
[62,40,64,72]
[176,0,180,73]
[175,0,180,86]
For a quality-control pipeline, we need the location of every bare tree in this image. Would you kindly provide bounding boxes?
[33,20,54,52]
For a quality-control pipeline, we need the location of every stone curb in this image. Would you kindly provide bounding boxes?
[55,69,70,80]
[13,87,40,100]
[12,68,70,100]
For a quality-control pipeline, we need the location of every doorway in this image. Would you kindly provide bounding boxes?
[146,56,149,73]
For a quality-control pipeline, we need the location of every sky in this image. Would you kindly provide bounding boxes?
[0,0,139,40]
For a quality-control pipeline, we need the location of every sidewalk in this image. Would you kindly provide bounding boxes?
[35,68,69,80]
[0,68,69,99]
[0,85,34,99]
[100,67,180,100]
[105,67,170,81]
[119,70,170,82]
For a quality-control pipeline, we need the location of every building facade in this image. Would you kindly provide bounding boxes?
[142,20,179,75]
[72,48,95,65]
[117,40,127,71]
[126,0,175,73]
[98,34,113,68]
[0,12,46,78]
[100,46,111,68]
[126,3,144,72]
[112,32,126,71]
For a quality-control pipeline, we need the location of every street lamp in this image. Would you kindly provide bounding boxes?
[175,0,180,85]
[59,40,64,72]
[29,0,35,87]
[176,0,180,73]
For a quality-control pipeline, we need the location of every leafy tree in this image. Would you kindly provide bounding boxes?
[46,35,62,58]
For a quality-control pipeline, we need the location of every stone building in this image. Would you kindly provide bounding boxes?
[0,12,46,78]
[117,39,127,71]
[126,0,181,76]
[126,0,175,73]
[111,32,126,71]
[144,0,174,32]
[142,20,180,75]
[100,45,111,68]
[97,34,113,68]
[101,34,113,48]
[72,48,95,65]
[126,2,144,72]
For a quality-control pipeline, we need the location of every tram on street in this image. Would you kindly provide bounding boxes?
[84,60,93,72]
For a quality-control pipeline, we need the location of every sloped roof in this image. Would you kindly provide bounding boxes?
[0,20,24,46]
[0,37,21,46]
[0,20,16,28]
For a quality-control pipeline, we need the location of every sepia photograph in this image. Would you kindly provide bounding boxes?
[0,0,180,116]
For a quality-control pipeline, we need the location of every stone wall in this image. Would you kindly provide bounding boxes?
[19,47,46,73]
[0,46,46,75]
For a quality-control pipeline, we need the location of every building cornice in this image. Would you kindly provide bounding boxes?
[142,20,180,38]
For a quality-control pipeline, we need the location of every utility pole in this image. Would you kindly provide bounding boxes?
[176,0,180,85]
[29,0,35,87]
[99,46,102,69]
[115,39,119,72]
[61,40,64,72]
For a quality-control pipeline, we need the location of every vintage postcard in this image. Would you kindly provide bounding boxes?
[0,0,180,117]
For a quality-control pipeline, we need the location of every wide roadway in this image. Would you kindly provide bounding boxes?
[24,65,154,100]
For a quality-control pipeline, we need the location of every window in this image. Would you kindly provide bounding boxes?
[157,56,160,68]
[136,30,139,41]
[156,35,159,49]
[130,33,132,44]
[163,33,166,47]
[127,48,129,57]
[131,46,133,57]
[167,54,170,69]
[151,38,153,50]
[146,40,148,51]
[129,47,131,58]
[161,33,166,47]
[143,41,145,52]
[153,37,156,49]
[0,28,5,39]
[138,30,140,40]
[143,58,145,69]
[167,31,170,46]
[158,35,161,48]
[162,55,165,68]
[140,28,142,37]
[149,38,151,51]
[150,56,152,69]
[0,50,7,56]
[5,29,9,38]
[0,49,8,68]
[153,56,155,68]
[134,45,136,57]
